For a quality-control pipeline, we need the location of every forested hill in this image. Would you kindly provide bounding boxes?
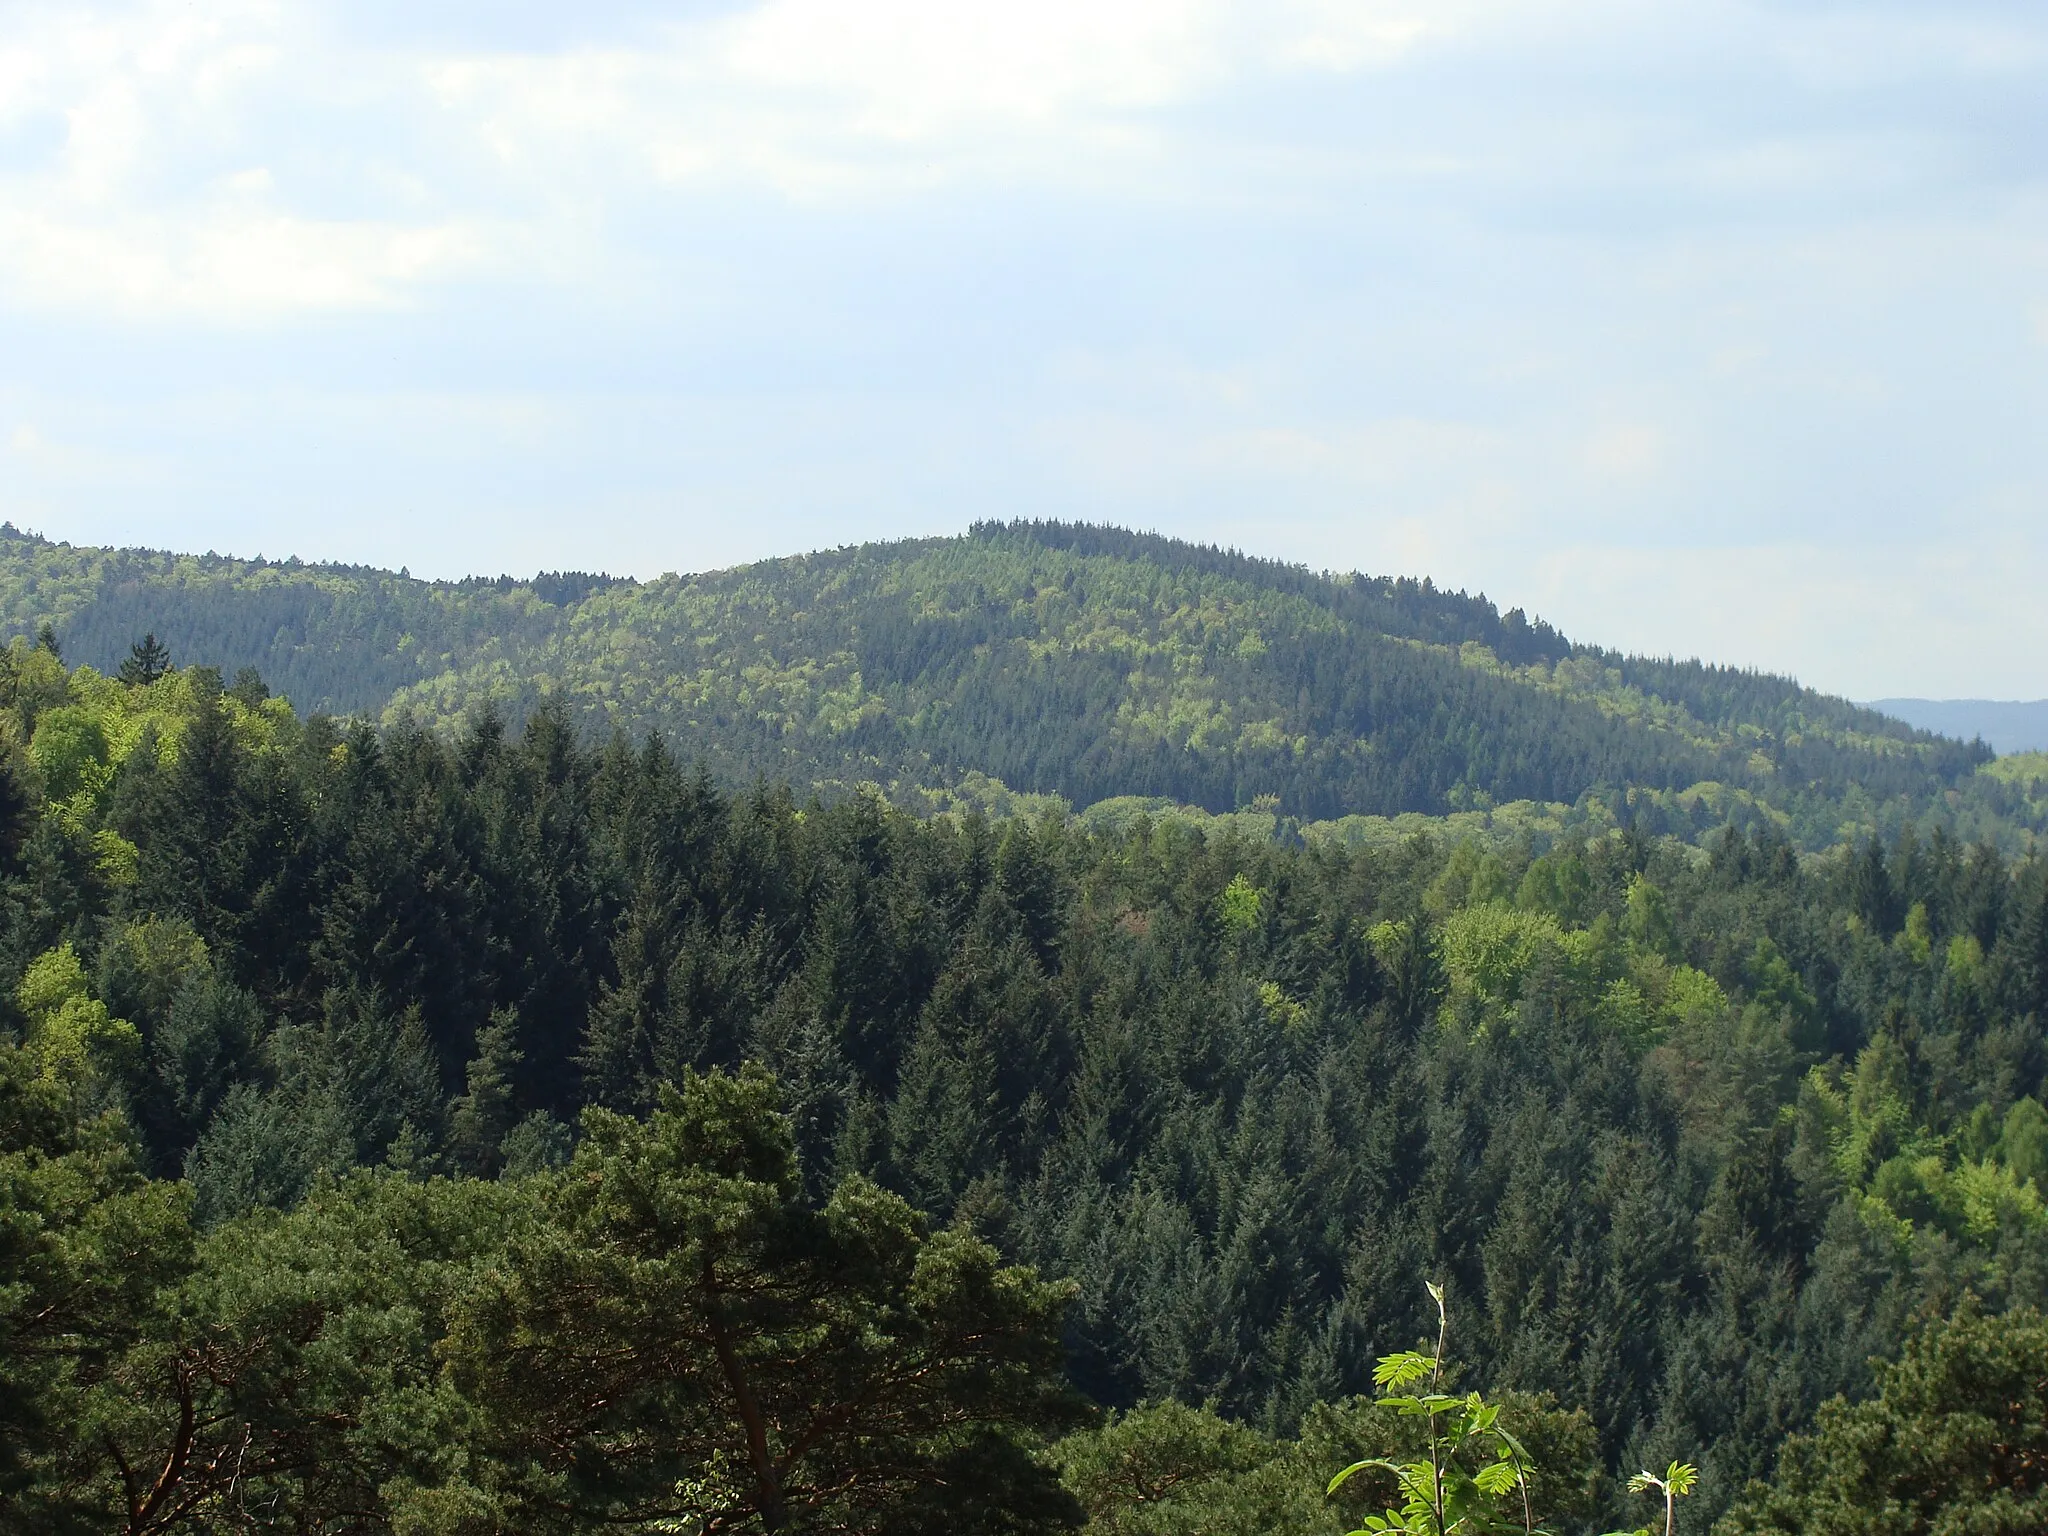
[5,641,2048,1533]
[0,520,2026,850]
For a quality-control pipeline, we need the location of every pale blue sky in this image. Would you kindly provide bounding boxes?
[1,0,2044,698]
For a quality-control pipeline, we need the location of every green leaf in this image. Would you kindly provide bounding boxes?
[1329,1457,1408,1495]
[1373,1351,1435,1390]
[1474,1461,1521,1495]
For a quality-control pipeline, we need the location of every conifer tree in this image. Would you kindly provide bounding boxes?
[117,634,172,687]
[443,1066,1086,1533]
[0,1039,194,1531]
[448,1006,523,1175]
[1718,1302,2048,1536]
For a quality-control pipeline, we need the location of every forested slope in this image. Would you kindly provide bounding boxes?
[1,521,2025,851]
[4,643,2048,1531]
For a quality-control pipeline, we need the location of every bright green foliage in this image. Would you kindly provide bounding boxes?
[16,944,140,1095]
[28,705,110,803]
[1054,1393,1599,1536]
[1438,903,1564,1022]
[1801,1044,2048,1248]
[1328,1285,1549,1536]
[1716,1303,2048,1536]
[1607,1464,1699,1536]
[2002,1097,2048,1185]
[1218,874,1264,934]
[1664,966,1730,1026]
[1623,877,1681,963]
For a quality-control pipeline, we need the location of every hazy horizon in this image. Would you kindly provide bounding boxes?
[1866,696,2048,756]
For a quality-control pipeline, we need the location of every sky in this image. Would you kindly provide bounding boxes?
[0,0,2044,700]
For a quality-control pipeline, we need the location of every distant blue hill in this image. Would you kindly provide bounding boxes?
[1867,699,2048,756]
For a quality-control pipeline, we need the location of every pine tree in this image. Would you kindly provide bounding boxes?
[126,686,258,955]
[1385,915,1445,1039]
[2011,870,2048,1024]
[448,1007,523,1176]
[1718,1302,2048,1536]
[227,665,269,706]
[1848,838,1901,937]
[0,1039,195,1531]
[442,1066,1087,1533]
[117,633,173,686]
[577,877,679,1112]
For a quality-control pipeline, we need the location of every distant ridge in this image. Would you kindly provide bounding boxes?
[1867,699,2048,757]
[0,518,2031,848]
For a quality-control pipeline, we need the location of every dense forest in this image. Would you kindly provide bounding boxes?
[4,520,2039,853]
[4,632,2047,1532]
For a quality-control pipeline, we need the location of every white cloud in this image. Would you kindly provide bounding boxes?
[1,0,2045,698]
[7,209,485,314]
[0,0,1485,319]
[716,0,1214,126]
[0,0,487,316]
[1583,423,1666,481]
[425,0,1468,202]
[1512,540,2048,700]
[5,0,2038,313]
